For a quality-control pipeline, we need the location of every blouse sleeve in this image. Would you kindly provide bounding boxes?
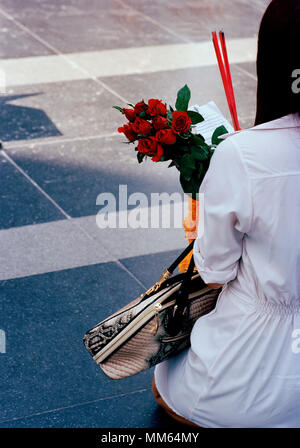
[193,135,253,285]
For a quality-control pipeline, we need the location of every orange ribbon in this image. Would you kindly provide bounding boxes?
[178,196,199,273]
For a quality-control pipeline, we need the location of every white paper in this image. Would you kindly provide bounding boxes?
[189,101,234,145]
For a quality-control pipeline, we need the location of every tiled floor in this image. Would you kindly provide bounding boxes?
[0,0,269,428]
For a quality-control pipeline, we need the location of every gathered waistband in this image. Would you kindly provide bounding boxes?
[228,285,300,316]
[255,299,300,316]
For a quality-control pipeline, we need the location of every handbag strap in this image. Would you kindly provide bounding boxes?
[167,253,196,335]
[175,250,195,308]
[145,239,195,296]
[167,239,195,274]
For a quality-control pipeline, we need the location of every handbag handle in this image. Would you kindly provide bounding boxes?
[168,239,195,273]
[145,240,195,296]
[167,249,196,335]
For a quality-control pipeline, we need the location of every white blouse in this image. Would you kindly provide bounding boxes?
[154,113,300,428]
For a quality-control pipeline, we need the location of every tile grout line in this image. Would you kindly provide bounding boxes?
[0,5,257,109]
[0,148,147,289]
[72,219,148,289]
[0,5,255,290]
[4,133,119,149]
[240,0,266,14]
[1,3,190,291]
[0,2,258,88]
[116,0,222,48]
[116,0,259,83]
[1,149,72,220]
[234,63,258,82]
[116,0,192,44]
[0,6,130,104]
[0,7,147,289]
[116,0,216,45]
[0,388,151,425]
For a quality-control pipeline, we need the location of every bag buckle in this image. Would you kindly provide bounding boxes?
[145,269,172,296]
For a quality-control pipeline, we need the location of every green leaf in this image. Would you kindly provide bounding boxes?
[175,84,191,111]
[178,131,191,140]
[179,153,196,181]
[197,164,204,180]
[127,103,135,107]
[179,172,201,200]
[192,134,206,146]
[137,152,146,163]
[211,125,228,146]
[190,145,209,162]
[113,105,124,113]
[181,145,190,152]
[179,162,211,199]
[167,109,173,122]
[187,110,204,124]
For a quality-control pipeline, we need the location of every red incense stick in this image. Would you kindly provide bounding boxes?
[212,31,241,131]
[219,31,240,130]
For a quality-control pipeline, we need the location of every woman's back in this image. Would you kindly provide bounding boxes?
[154,114,300,427]
[228,113,300,308]
[154,0,300,428]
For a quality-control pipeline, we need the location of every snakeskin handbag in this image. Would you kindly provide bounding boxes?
[83,241,221,379]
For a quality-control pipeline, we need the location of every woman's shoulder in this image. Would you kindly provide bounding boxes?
[217,113,300,177]
[221,113,300,145]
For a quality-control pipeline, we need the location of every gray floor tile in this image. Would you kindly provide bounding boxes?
[4,136,183,218]
[0,153,63,229]
[0,14,54,59]
[0,217,113,280]
[0,93,62,142]
[2,62,257,147]
[1,79,119,142]
[0,0,183,54]
[101,63,257,130]
[123,0,264,40]
[0,261,156,424]
[121,249,183,290]
[0,388,188,428]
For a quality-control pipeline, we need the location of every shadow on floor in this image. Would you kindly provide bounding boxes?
[0,93,62,142]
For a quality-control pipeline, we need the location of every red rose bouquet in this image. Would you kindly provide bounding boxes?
[114,85,227,198]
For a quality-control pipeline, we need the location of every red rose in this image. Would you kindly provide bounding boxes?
[147,99,167,117]
[155,129,176,145]
[151,143,163,162]
[134,101,148,115]
[137,136,157,155]
[137,137,163,162]
[123,108,136,122]
[132,117,152,135]
[171,111,192,133]
[152,116,168,131]
[118,123,137,142]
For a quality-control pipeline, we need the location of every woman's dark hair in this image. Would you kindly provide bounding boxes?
[255,0,300,125]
